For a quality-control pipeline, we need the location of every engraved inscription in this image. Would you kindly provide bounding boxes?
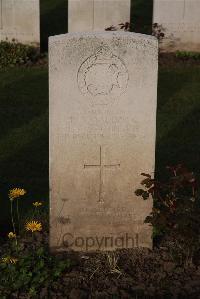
[79,206,138,225]
[84,146,120,203]
[77,45,129,98]
[65,114,137,138]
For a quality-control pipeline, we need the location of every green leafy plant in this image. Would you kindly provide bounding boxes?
[0,240,70,297]
[176,50,200,60]
[0,188,71,298]
[0,40,40,68]
[135,164,200,266]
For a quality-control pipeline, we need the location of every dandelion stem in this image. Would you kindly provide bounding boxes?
[10,201,18,247]
[17,198,20,233]
[10,201,16,234]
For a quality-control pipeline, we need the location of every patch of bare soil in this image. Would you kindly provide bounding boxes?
[49,240,200,299]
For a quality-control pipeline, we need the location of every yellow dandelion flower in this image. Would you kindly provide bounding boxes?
[1,257,9,263]
[2,256,18,264]
[8,232,16,239]
[33,201,42,207]
[25,220,42,233]
[9,257,18,264]
[9,188,26,201]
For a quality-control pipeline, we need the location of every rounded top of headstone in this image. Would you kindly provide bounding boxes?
[49,31,158,47]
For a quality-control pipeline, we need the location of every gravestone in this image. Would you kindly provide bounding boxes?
[49,32,158,252]
[68,0,131,32]
[153,0,200,52]
[0,1,2,30]
[0,0,40,46]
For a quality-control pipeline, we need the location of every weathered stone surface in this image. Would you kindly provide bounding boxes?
[68,0,131,32]
[153,0,200,52]
[0,0,40,46]
[49,32,158,252]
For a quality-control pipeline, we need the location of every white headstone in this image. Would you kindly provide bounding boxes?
[0,1,2,30]
[49,32,158,252]
[68,0,131,32]
[153,0,200,52]
[0,0,40,46]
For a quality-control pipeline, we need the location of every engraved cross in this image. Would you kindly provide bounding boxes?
[84,146,120,203]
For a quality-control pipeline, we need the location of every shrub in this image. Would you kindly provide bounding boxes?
[0,40,40,68]
[135,164,200,265]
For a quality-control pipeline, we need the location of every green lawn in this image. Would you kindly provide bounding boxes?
[0,67,48,231]
[156,66,200,178]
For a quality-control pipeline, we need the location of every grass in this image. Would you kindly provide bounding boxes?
[0,67,48,232]
[156,66,200,178]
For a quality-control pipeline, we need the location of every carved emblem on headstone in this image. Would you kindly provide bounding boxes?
[77,46,129,97]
